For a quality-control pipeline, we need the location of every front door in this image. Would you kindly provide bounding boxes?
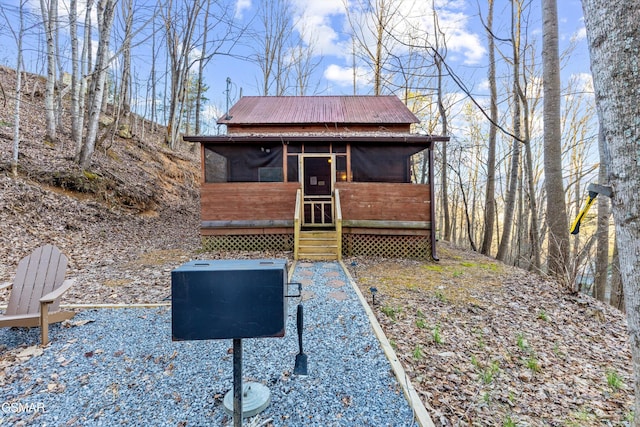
[300,155,335,226]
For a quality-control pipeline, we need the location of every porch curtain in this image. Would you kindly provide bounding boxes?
[204,144,283,182]
[351,144,428,183]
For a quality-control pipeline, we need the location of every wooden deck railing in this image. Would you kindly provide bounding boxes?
[294,189,302,260]
[335,189,343,260]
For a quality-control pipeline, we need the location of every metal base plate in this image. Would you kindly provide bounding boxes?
[223,382,271,418]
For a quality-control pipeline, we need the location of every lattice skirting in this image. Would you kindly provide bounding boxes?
[342,233,432,260]
[201,233,431,259]
[202,234,294,252]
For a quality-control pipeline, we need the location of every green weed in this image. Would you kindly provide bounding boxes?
[434,290,447,302]
[481,360,500,384]
[516,333,528,351]
[482,392,491,404]
[412,344,424,360]
[503,416,516,427]
[606,369,624,391]
[415,318,427,329]
[537,310,549,321]
[433,323,443,345]
[526,355,541,373]
[389,339,397,350]
[470,355,480,369]
[380,305,401,321]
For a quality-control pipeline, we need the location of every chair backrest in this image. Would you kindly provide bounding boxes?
[5,244,68,316]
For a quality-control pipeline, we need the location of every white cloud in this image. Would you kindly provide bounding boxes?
[235,0,252,19]
[570,72,594,94]
[290,0,349,57]
[571,27,587,42]
[323,64,369,88]
[285,0,485,66]
[434,8,486,65]
[323,64,354,86]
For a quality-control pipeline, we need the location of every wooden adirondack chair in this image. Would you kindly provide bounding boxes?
[0,244,76,345]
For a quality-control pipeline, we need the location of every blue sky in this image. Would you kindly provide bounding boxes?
[209,0,592,125]
[0,0,592,132]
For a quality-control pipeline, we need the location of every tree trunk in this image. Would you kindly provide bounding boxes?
[594,126,610,302]
[542,0,570,282]
[436,57,450,242]
[481,0,497,256]
[582,0,640,420]
[39,0,57,143]
[10,1,27,177]
[69,0,81,145]
[78,0,116,169]
[120,0,133,117]
[497,1,522,263]
[195,0,210,135]
[609,238,624,311]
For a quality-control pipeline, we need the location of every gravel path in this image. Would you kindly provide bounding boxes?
[0,261,417,426]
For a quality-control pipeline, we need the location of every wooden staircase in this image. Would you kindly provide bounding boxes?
[297,230,340,261]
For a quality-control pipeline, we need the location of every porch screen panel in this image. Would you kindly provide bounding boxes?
[204,144,283,182]
[351,144,428,183]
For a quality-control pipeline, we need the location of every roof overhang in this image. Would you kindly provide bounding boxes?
[184,133,449,145]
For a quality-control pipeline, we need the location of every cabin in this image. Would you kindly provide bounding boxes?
[183,95,448,261]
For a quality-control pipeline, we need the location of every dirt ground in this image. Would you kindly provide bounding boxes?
[346,244,633,426]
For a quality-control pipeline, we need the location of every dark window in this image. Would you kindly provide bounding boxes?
[351,144,429,183]
[287,155,299,182]
[305,144,330,153]
[287,143,302,153]
[204,144,283,182]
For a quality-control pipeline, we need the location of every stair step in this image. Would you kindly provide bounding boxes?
[299,233,337,239]
[296,229,340,260]
[298,253,339,261]
[298,246,338,254]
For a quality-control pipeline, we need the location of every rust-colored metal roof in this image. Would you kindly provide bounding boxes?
[217,96,419,125]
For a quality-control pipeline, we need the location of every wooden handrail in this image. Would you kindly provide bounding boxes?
[335,189,342,260]
[294,189,301,260]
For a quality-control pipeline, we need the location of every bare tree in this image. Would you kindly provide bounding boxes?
[542,0,570,282]
[68,0,81,146]
[194,0,211,135]
[78,0,116,169]
[39,0,58,143]
[480,0,498,256]
[252,0,293,96]
[582,0,640,420]
[343,0,403,95]
[1,1,28,176]
[432,3,451,242]
[162,0,204,147]
[290,23,322,96]
[496,0,523,263]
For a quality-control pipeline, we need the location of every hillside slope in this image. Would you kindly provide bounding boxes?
[0,65,634,426]
[0,65,202,301]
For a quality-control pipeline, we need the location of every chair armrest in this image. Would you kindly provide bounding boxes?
[40,279,76,304]
[0,281,12,292]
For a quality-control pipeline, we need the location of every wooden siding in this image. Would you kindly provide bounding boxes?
[335,182,431,223]
[201,182,300,223]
